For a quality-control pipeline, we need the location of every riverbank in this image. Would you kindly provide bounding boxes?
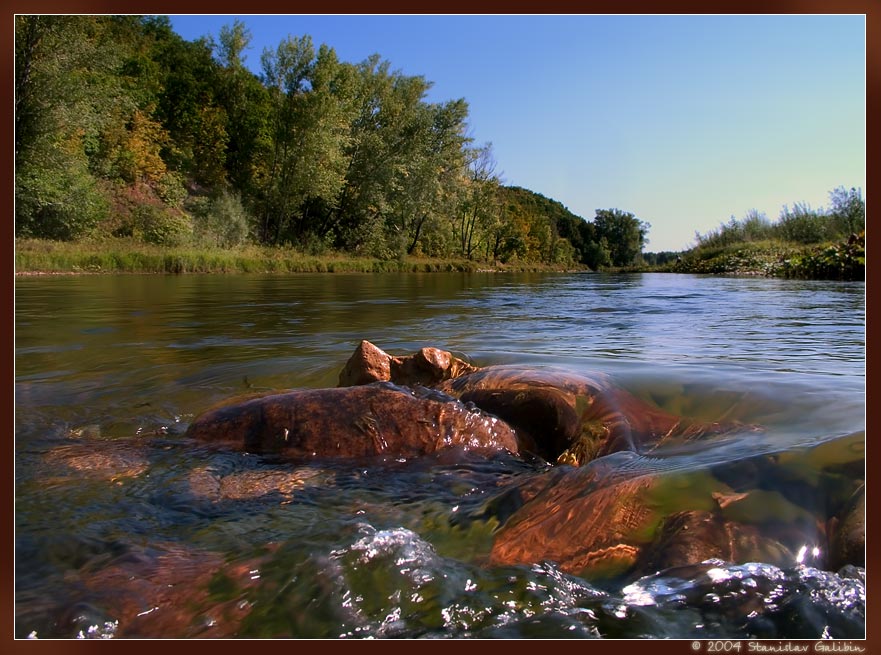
[620,233,866,281]
[15,235,865,281]
[14,239,587,275]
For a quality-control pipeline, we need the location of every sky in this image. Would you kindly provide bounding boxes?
[168,14,866,253]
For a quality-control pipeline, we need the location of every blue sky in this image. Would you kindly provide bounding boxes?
[168,14,865,252]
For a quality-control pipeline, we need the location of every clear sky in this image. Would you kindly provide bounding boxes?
[168,14,865,253]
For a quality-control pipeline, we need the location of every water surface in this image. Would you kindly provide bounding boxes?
[14,272,866,639]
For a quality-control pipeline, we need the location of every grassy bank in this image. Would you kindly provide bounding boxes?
[653,233,865,281]
[15,238,587,275]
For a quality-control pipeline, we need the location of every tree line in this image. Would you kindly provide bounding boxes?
[15,15,650,269]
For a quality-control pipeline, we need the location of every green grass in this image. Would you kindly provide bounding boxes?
[15,238,586,275]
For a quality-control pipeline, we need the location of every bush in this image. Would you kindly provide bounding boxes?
[15,149,108,240]
[777,202,833,244]
[139,205,193,246]
[190,190,251,248]
[780,232,865,281]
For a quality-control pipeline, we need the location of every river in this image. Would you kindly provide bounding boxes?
[14,272,866,639]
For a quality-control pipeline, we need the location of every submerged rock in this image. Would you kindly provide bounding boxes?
[56,542,266,638]
[187,465,333,503]
[436,365,753,464]
[65,341,860,592]
[185,382,520,461]
[828,485,865,571]
[485,431,864,582]
[42,441,150,483]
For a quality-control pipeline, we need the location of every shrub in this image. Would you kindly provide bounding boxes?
[190,190,251,248]
[780,232,865,281]
[139,205,193,246]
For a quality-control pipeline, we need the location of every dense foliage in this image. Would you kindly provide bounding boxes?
[15,15,653,270]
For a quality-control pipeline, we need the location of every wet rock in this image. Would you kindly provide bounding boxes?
[185,382,520,461]
[436,365,753,465]
[620,560,865,639]
[337,339,392,386]
[636,510,795,576]
[59,543,266,638]
[485,448,830,582]
[338,340,478,388]
[828,485,865,570]
[340,342,754,466]
[487,458,684,581]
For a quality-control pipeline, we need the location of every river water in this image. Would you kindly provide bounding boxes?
[14,272,866,639]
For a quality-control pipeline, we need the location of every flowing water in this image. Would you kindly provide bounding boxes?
[14,272,866,639]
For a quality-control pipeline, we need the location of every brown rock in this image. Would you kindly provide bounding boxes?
[485,453,805,581]
[337,340,392,386]
[338,340,478,388]
[188,466,332,503]
[436,365,752,465]
[185,382,520,461]
[42,441,150,483]
[61,543,266,638]
[828,485,865,570]
[635,510,794,576]
[341,343,756,466]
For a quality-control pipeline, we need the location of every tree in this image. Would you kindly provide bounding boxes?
[592,208,650,266]
[150,22,228,188]
[213,20,269,198]
[828,186,865,236]
[257,36,356,244]
[385,97,470,257]
[15,16,117,238]
[457,143,500,259]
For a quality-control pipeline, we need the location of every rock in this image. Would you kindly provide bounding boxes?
[485,451,819,582]
[185,382,520,461]
[636,510,795,576]
[187,466,332,503]
[59,542,265,638]
[42,441,150,483]
[486,455,688,580]
[338,340,478,388]
[337,340,392,386]
[340,342,754,466]
[437,365,753,465]
[828,485,865,570]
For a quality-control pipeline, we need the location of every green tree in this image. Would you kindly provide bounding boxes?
[213,20,269,198]
[257,36,356,244]
[330,55,398,254]
[828,186,865,236]
[386,97,470,257]
[15,16,117,238]
[457,143,500,259]
[333,60,438,257]
[592,208,650,266]
[149,20,228,188]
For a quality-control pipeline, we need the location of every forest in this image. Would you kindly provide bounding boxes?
[15,15,650,271]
